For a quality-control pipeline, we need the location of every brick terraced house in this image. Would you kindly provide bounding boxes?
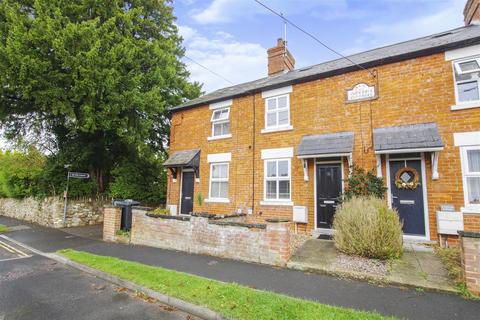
[164,0,480,243]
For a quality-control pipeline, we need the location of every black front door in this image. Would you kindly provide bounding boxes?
[389,159,426,236]
[316,163,342,229]
[181,171,194,215]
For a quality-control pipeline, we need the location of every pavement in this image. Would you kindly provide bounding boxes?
[1,216,480,320]
[288,239,456,292]
[0,235,196,320]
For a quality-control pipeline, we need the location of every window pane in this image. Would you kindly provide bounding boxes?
[459,60,480,72]
[213,123,222,136]
[278,110,288,125]
[457,81,479,102]
[211,182,220,198]
[278,160,288,177]
[277,96,287,108]
[467,177,480,205]
[266,181,277,199]
[212,110,221,120]
[219,164,228,178]
[267,161,276,177]
[278,180,290,199]
[211,165,220,179]
[467,149,480,172]
[219,182,228,198]
[267,98,276,111]
[222,122,230,135]
[267,112,277,127]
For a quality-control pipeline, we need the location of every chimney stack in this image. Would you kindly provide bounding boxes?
[464,0,480,25]
[267,38,295,76]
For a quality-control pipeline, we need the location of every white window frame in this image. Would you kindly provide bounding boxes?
[263,158,291,202]
[262,94,292,133]
[207,162,229,203]
[209,107,231,140]
[452,57,480,110]
[460,146,480,211]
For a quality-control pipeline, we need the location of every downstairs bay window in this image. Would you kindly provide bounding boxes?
[264,159,291,201]
[208,163,229,202]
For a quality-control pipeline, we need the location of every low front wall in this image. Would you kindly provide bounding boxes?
[130,209,291,266]
[459,231,480,296]
[0,196,106,228]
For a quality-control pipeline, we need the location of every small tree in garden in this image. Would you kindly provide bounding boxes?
[333,197,403,260]
[341,165,387,201]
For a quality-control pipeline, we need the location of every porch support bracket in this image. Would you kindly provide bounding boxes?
[431,151,440,180]
[376,154,382,178]
[302,159,309,182]
[169,168,178,181]
[346,153,353,176]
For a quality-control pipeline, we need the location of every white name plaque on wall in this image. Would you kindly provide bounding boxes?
[346,83,376,103]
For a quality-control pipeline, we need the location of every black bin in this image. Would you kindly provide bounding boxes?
[113,199,140,231]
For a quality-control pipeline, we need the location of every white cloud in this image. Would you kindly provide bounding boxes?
[357,0,465,51]
[178,25,267,93]
[191,0,352,24]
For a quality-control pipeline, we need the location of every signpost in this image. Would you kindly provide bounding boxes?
[63,171,90,226]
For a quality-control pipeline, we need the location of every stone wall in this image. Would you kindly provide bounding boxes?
[459,231,480,296]
[128,208,291,266]
[0,196,107,228]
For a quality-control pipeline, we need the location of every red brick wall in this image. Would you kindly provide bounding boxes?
[465,213,480,233]
[168,52,480,240]
[130,209,291,266]
[459,232,480,296]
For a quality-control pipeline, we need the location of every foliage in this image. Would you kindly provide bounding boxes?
[115,229,130,237]
[151,207,169,215]
[195,192,203,206]
[108,152,167,204]
[341,165,387,201]
[0,0,201,193]
[333,197,403,260]
[59,249,392,320]
[0,148,45,198]
[0,224,9,233]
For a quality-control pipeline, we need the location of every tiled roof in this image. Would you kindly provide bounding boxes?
[373,123,444,152]
[173,25,480,111]
[164,149,200,167]
[297,132,355,156]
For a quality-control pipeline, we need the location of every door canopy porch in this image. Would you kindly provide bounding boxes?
[373,123,444,180]
[297,131,355,181]
[164,149,200,180]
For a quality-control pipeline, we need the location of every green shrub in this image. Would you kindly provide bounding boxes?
[341,165,387,201]
[151,207,169,215]
[333,197,403,260]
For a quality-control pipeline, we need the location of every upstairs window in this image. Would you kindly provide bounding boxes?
[453,58,480,104]
[211,107,230,137]
[265,95,290,129]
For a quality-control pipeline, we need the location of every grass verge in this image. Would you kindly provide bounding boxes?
[59,249,393,320]
[0,224,8,233]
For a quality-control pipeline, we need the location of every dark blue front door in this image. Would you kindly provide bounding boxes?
[389,159,426,236]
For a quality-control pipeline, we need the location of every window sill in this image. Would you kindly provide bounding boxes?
[260,200,294,206]
[261,125,293,134]
[461,206,480,214]
[450,102,480,111]
[204,198,230,203]
[207,134,232,141]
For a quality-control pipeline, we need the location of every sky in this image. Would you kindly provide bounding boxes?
[174,0,467,93]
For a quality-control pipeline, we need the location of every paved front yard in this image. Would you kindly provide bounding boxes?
[288,239,455,293]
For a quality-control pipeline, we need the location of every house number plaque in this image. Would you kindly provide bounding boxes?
[346,83,377,103]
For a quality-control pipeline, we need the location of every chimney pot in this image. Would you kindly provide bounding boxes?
[267,38,295,76]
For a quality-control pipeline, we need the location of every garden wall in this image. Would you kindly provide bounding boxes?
[0,196,107,228]
[121,208,292,266]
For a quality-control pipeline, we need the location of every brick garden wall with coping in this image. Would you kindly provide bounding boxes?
[459,231,480,296]
[128,208,292,266]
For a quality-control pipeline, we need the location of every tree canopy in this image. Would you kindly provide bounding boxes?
[0,0,201,199]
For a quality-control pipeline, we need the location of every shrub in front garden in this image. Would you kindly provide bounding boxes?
[333,196,403,260]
